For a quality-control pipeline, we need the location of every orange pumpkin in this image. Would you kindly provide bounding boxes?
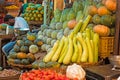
[88,5,98,16]
[67,19,77,29]
[105,0,116,11]
[93,25,110,37]
[17,52,27,59]
[97,6,110,16]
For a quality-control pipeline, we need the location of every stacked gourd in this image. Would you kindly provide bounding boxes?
[38,10,65,53]
[23,3,44,22]
[87,0,116,37]
[43,17,99,64]
[36,0,116,65]
[7,32,43,65]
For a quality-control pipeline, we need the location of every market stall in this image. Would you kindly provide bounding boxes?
[0,0,120,80]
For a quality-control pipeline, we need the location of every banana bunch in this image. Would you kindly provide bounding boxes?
[43,28,99,65]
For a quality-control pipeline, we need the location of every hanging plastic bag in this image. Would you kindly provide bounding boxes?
[66,63,86,80]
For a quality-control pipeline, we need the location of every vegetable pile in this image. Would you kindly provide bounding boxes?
[20,69,70,80]
[7,32,44,65]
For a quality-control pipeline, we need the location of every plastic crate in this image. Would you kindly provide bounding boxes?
[99,37,114,59]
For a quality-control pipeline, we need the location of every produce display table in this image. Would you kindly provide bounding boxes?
[85,64,120,80]
[0,34,14,67]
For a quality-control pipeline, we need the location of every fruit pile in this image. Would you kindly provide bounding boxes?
[32,60,60,69]
[5,5,19,10]
[23,3,44,22]
[38,22,65,53]
[43,26,99,64]
[88,0,116,37]
[36,0,116,65]
[20,69,70,80]
[7,32,43,65]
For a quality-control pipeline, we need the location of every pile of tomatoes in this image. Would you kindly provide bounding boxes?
[20,69,70,80]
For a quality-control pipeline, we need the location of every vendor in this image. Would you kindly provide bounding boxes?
[18,0,28,16]
[2,14,30,56]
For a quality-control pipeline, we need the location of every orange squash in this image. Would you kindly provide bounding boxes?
[97,6,110,16]
[17,52,27,59]
[67,19,77,29]
[105,0,116,11]
[93,25,110,37]
[88,5,98,16]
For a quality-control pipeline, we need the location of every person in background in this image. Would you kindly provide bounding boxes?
[2,14,30,56]
[0,5,8,24]
[18,0,28,16]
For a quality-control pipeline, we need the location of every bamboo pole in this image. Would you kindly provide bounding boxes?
[114,0,120,55]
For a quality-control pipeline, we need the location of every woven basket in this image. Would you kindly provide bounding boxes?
[99,37,114,59]
[0,74,20,80]
[7,61,32,69]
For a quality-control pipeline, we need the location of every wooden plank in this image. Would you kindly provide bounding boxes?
[114,0,120,55]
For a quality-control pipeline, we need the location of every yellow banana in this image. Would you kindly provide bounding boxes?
[63,36,73,64]
[43,40,60,62]
[71,35,78,63]
[77,33,88,62]
[77,41,83,63]
[51,36,65,62]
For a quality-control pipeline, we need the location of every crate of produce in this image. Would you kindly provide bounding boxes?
[0,68,20,80]
[99,37,114,59]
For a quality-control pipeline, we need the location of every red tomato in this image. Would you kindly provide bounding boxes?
[28,75,34,80]
[34,77,41,80]
[73,78,78,80]
[44,76,50,80]
[23,77,31,80]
